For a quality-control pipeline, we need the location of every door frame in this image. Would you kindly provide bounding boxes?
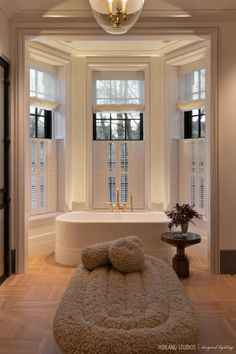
[11,25,219,274]
[0,56,10,284]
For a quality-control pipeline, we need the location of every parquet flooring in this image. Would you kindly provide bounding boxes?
[0,254,235,354]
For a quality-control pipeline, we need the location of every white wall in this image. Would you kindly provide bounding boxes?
[150,57,165,210]
[0,9,10,58]
[219,23,236,250]
[70,57,87,210]
[164,64,179,208]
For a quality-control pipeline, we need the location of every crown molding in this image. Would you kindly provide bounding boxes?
[8,8,236,23]
[28,42,71,65]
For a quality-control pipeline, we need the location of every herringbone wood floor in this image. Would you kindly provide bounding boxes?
[0,254,235,354]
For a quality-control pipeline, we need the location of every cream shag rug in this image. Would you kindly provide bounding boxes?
[53,256,198,354]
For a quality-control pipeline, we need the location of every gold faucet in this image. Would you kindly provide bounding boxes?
[105,188,128,211]
[105,202,114,211]
[130,194,134,212]
[115,188,127,211]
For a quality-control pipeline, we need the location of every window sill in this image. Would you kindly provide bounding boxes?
[29,211,63,222]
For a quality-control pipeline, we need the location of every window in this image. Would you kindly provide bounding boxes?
[30,139,57,215]
[178,62,206,216]
[179,67,205,102]
[30,67,57,103]
[30,107,52,139]
[95,79,144,105]
[184,108,205,139]
[189,139,206,214]
[92,73,145,209]
[29,61,58,216]
[93,112,143,140]
[107,142,129,204]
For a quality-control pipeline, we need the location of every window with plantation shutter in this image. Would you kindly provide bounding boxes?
[30,139,57,215]
[107,142,116,203]
[198,139,205,212]
[31,140,37,211]
[190,175,196,207]
[92,72,145,210]
[191,138,205,214]
[120,143,129,203]
[178,62,206,216]
[29,60,59,216]
[190,140,196,206]
[39,141,46,210]
[199,176,205,210]
[92,141,144,209]
[106,142,129,204]
[179,138,206,215]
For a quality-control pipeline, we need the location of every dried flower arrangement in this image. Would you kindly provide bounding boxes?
[165,203,202,231]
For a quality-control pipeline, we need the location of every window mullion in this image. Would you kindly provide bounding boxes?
[110,113,112,141]
[125,113,127,140]
[35,108,38,138]
[198,109,201,138]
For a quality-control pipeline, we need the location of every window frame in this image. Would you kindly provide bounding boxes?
[30,107,52,139]
[93,112,143,141]
[184,108,205,139]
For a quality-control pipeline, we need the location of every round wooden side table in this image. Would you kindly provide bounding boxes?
[161,232,201,278]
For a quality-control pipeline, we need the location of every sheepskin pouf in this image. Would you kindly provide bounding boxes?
[81,235,143,271]
[109,237,144,273]
[53,256,198,354]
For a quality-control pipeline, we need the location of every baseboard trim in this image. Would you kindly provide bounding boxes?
[29,232,55,257]
[220,250,236,274]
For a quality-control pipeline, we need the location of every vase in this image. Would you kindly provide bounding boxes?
[181,222,189,235]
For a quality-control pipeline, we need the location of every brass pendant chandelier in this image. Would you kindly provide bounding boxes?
[89,0,145,35]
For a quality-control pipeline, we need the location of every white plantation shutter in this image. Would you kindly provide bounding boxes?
[39,141,47,212]
[107,143,117,203]
[30,139,57,215]
[120,143,129,204]
[92,141,144,209]
[190,140,196,207]
[190,175,196,207]
[47,140,57,212]
[199,176,205,210]
[198,139,205,213]
[179,138,206,215]
[31,140,37,211]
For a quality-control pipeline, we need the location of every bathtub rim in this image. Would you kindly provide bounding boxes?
[56,211,170,224]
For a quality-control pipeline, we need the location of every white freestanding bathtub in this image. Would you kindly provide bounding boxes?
[55,211,171,266]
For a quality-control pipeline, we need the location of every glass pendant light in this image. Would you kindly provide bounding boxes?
[89,0,145,35]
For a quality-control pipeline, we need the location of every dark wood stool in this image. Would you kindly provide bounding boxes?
[161,232,201,277]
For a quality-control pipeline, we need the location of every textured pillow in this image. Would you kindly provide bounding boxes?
[81,241,111,270]
[124,235,143,248]
[109,237,145,273]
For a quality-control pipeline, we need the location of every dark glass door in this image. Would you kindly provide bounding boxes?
[0,57,10,284]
